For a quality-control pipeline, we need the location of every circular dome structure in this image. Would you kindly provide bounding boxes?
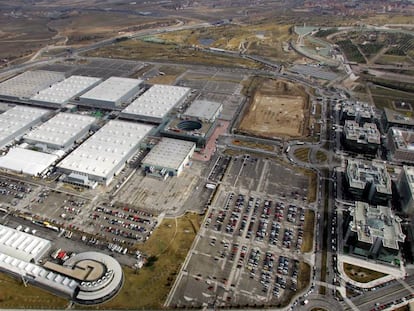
[177,120,202,131]
[63,252,123,305]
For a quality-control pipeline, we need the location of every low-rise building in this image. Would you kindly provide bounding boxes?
[30,75,102,108]
[345,159,392,204]
[0,70,65,101]
[0,224,51,263]
[383,108,414,132]
[161,100,222,148]
[120,84,190,123]
[344,201,405,262]
[0,106,50,149]
[78,77,143,109]
[183,100,222,123]
[141,138,195,178]
[23,112,95,152]
[57,120,153,186]
[0,147,58,176]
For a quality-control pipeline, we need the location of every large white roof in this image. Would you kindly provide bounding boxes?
[0,148,58,176]
[142,138,195,170]
[24,112,95,148]
[79,77,142,103]
[57,120,153,179]
[184,99,222,121]
[122,84,190,119]
[0,106,50,146]
[30,75,102,104]
[0,224,52,262]
[0,70,65,99]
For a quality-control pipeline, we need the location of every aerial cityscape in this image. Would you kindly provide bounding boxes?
[0,0,413,310]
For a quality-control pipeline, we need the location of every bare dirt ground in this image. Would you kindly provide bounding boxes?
[238,79,309,138]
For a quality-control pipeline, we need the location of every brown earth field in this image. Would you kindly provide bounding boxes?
[238,79,309,138]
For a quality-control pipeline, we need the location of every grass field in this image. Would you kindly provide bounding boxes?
[238,79,308,138]
[90,213,201,309]
[306,171,317,203]
[343,263,387,283]
[369,84,414,111]
[301,210,315,253]
[0,273,68,309]
[232,139,275,152]
[294,148,310,162]
[157,23,299,62]
[86,39,260,69]
[375,54,414,66]
[315,150,327,163]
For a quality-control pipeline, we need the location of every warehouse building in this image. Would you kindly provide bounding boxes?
[0,224,51,263]
[30,75,102,108]
[57,120,153,187]
[344,201,405,262]
[387,127,414,164]
[45,252,123,304]
[183,100,222,122]
[0,106,50,149]
[345,159,392,204]
[342,120,381,154]
[0,70,65,101]
[142,138,195,178]
[78,77,143,109]
[24,112,95,152]
[383,108,414,132]
[0,225,122,304]
[120,84,191,123]
[0,147,58,176]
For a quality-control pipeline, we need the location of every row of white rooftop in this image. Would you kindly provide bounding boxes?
[57,120,153,185]
[0,71,193,121]
[0,105,50,149]
[120,84,190,122]
[0,224,51,263]
[31,75,102,105]
[24,112,96,150]
[0,104,154,182]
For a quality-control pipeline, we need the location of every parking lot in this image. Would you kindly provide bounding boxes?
[223,156,309,200]
[39,58,145,79]
[176,69,245,121]
[169,189,312,308]
[115,160,206,216]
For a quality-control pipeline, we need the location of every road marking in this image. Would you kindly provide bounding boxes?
[397,278,414,295]
[343,295,360,311]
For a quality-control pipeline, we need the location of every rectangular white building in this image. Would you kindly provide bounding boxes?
[0,148,58,176]
[24,112,96,151]
[0,224,52,263]
[30,75,102,107]
[0,106,50,149]
[57,120,153,186]
[184,100,222,122]
[142,138,195,177]
[121,84,191,123]
[79,77,143,109]
[0,70,65,100]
